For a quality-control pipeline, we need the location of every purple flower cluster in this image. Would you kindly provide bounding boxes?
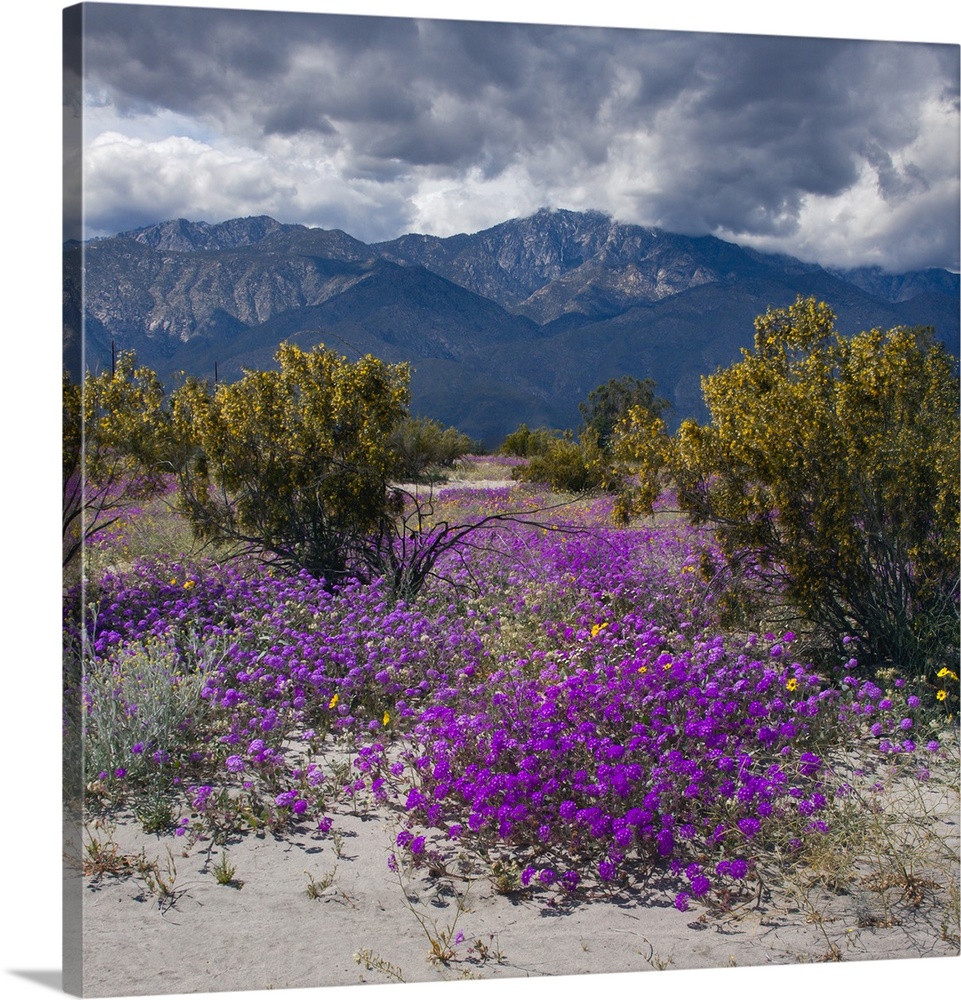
[69,503,942,907]
[383,625,828,889]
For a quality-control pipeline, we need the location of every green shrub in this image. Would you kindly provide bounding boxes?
[498,423,565,459]
[170,342,410,581]
[389,416,478,480]
[579,375,670,453]
[511,432,609,493]
[81,635,216,825]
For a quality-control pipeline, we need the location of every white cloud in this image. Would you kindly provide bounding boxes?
[84,133,275,232]
[717,89,961,271]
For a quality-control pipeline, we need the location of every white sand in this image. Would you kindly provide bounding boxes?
[71,776,959,998]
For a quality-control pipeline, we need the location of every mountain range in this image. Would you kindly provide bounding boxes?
[63,208,960,447]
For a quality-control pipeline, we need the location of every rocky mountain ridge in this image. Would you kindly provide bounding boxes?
[64,209,959,446]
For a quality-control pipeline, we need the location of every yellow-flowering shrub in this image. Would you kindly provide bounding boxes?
[170,342,410,582]
[616,296,959,674]
[63,353,169,568]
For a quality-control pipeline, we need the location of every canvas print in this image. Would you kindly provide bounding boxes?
[62,3,960,997]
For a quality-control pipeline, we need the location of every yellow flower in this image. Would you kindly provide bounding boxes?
[637,666,648,675]
[662,660,672,671]
[328,693,339,709]
[383,710,391,726]
[590,622,609,639]
[169,578,178,586]
[183,579,195,590]
[937,690,948,701]
[786,678,798,692]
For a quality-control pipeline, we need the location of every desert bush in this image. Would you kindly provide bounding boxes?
[498,423,565,458]
[502,373,670,492]
[80,634,217,829]
[579,374,670,453]
[615,296,960,676]
[63,355,169,569]
[510,435,603,493]
[388,416,478,480]
[169,342,410,582]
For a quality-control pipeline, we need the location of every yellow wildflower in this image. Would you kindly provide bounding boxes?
[183,579,195,590]
[590,622,609,639]
[786,678,798,692]
[328,693,339,709]
[383,710,391,726]
[937,690,948,701]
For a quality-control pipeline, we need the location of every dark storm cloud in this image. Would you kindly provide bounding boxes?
[75,5,959,271]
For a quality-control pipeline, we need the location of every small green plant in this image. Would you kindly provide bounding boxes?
[212,850,237,886]
[125,846,186,913]
[466,933,506,964]
[639,938,674,971]
[390,853,474,967]
[353,949,406,983]
[135,797,175,835]
[81,823,141,882]
[81,821,181,910]
[304,866,338,899]
[487,857,524,895]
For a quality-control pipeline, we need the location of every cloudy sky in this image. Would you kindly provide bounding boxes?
[65,2,959,274]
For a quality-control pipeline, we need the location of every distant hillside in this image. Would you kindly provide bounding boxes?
[64,209,959,447]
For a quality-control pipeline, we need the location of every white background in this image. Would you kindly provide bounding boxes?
[1,3,957,1000]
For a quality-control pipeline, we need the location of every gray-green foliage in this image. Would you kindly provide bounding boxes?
[81,635,217,821]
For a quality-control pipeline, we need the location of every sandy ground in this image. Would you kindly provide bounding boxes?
[68,775,959,998]
[62,469,961,995]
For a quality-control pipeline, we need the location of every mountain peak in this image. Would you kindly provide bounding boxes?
[125,215,297,252]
